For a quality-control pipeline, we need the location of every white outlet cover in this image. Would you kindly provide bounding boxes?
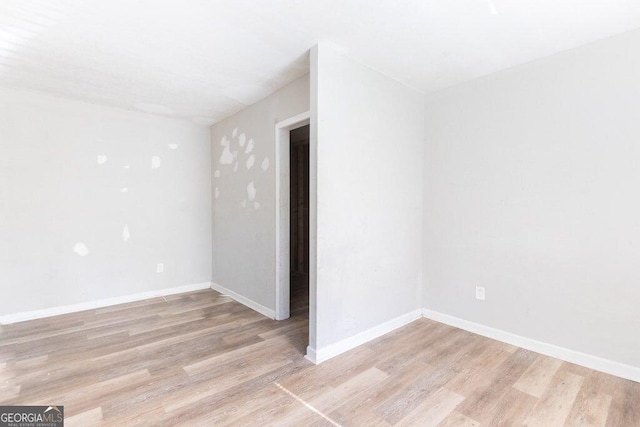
[157,263,164,273]
[475,286,485,301]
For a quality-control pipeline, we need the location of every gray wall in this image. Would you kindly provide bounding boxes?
[210,75,310,312]
[0,87,212,317]
[423,29,640,367]
[314,45,424,355]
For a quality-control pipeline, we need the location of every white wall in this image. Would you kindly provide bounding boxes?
[210,75,310,314]
[424,29,640,368]
[313,45,424,358]
[0,87,212,318]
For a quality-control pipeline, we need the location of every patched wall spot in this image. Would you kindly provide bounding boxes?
[73,242,89,257]
[245,138,254,153]
[151,156,161,169]
[219,145,234,165]
[247,181,256,201]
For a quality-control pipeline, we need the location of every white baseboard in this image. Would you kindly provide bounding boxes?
[210,282,275,320]
[305,346,318,364]
[309,309,423,364]
[0,282,213,325]
[423,309,640,384]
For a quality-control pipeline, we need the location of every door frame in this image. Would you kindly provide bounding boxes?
[274,111,310,320]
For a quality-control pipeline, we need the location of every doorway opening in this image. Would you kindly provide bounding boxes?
[289,125,310,318]
[275,111,311,324]
[275,110,315,359]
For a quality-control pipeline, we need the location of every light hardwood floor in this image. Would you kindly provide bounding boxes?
[1,289,638,426]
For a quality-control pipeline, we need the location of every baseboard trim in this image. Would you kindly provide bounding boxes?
[310,309,423,364]
[423,309,640,384]
[0,282,213,325]
[210,282,275,320]
[305,346,318,364]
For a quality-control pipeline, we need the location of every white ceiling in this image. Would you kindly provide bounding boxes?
[2,0,640,124]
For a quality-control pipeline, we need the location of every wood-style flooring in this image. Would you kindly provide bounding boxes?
[290,273,309,317]
[1,289,638,426]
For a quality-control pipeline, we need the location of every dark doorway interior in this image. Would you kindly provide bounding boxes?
[289,125,310,317]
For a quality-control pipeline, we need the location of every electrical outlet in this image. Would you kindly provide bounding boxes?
[475,286,485,301]
[157,263,164,273]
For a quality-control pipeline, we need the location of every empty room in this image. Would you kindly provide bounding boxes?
[1,0,639,426]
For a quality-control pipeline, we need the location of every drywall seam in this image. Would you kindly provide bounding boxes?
[306,309,423,364]
[423,309,640,384]
[210,282,276,319]
[0,282,212,325]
